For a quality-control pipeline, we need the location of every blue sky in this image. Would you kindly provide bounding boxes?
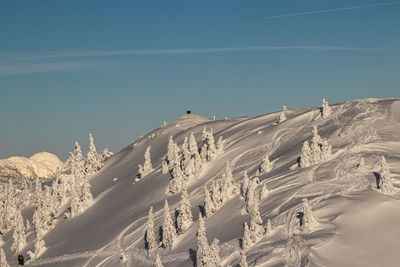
[1,0,399,160]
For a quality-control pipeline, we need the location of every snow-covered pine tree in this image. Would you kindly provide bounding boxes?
[71,141,85,188]
[241,171,249,199]
[161,200,176,249]
[80,176,93,209]
[301,198,317,231]
[321,98,332,119]
[180,137,192,178]
[245,179,257,213]
[203,185,214,217]
[259,183,269,201]
[216,136,224,154]
[200,128,217,162]
[299,141,312,168]
[259,154,273,174]
[211,179,223,209]
[240,250,248,267]
[84,133,102,176]
[166,136,180,169]
[196,213,212,267]
[70,185,81,218]
[242,222,251,250]
[155,253,164,267]
[138,146,154,179]
[189,132,203,177]
[248,198,265,243]
[310,126,322,164]
[100,148,113,166]
[209,238,222,267]
[145,207,158,251]
[162,160,169,175]
[277,105,287,123]
[176,188,193,234]
[378,156,395,193]
[0,248,10,267]
[12,209,26,253]
[167,166,185,194]
[266,219,272,237]
[221,161,234,198]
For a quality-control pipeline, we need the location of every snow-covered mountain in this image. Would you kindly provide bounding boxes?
[2,98,400,267]
[0,152,63,182]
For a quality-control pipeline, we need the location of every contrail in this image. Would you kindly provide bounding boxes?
[266,1,400,19]
[2,46,396,61]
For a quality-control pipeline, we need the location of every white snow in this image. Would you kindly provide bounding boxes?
[1,98,400,267]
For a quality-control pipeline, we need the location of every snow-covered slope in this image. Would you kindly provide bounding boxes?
[0,152,63,182]
[4,99,400,267]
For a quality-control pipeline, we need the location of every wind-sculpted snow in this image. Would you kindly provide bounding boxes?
[0,152,63,182]
[2,99,400,267]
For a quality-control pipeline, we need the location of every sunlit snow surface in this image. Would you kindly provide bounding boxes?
[7,99,400,266]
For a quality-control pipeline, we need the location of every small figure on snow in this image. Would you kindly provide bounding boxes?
[18,254,24,266]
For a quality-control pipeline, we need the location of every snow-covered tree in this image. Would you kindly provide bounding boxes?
[240,250,248,267]
[221,161,235,199]
[70,141,85,188]
[300,126,331,167]
[378,156,395,193]
[161,160,169,175]
[248,199,265,243]
[259,154,273,174]
[196,213,212,267]
[301,198,317,231]
[167,166,185,194]
[138,146,154,179]
[161,200,176,249]
[203,185,214,218]
[242,222,251,250]
[259,183,269,200]
[266,219,272,237]
[70,185,81,218]
[277,105,287,123]
[155,253,164,267]
[166,136,180,169]
[209,238,222,267]
[80,177,93,209]
[12,210,26,253]
[200,128,218,162]
[245,179,257,213]
[216,136,224,154]
[0,248,10,267]
[84,133,102,176]
[145,207,158,251]
[211,180,223,209]
[241,171,249,199]
[321,98,332,119]
[176,188,193,234]
[100,148,113,165]
[189,132,203,177]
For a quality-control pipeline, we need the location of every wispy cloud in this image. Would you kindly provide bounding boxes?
[0,61,122,75]
[266,1,400,19]
[1,45,398,75]
[2,46,397,61]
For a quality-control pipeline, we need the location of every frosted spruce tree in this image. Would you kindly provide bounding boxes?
[259,154,273,175]
[176,188,193,234]
[240,250,248,267]
[0,248,9,267]
[221,161,235,199]
[84,133,102,176]
[70,141,85,188]
[209,238,222,267]
[145,207,158,251]
[241,170,249,199]
[155,253,164,267]
[70,185,81,218]
[161,200,176,249]
[28,229,46,260]
[301,198,317,231]
[216,136,224,154]
[196,213,212,267]
[203,185,214,217]
[299,141,312,168]
[378,156,395,193]
[166,137,185,194]
[80,177,93,209]
[12,210,26,253]
[138,146,154,179]
[245,179,257,213]
[200,128,218,162]
[211,179,223,209]
[100,148,113,166]
[259,183,269,201]
[189,132,203,177]
[277,105,287,123]
[266,219,272,237]
[321,98,332,119]
[248,199,265,243]
[242,222,251,250]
